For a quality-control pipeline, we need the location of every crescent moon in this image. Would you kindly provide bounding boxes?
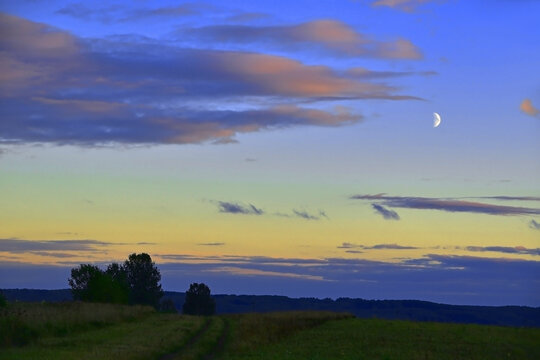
[433,112,441,128]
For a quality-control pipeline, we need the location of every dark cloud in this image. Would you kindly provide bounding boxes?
[337,242,416,250]
[56,2,205,23]
[465,246,540,256]
[225,12,270,23]
[477,196,540,202]
[337,242,361,249]
[177,20,422,59]
[346,67,437,79]
[370,243,417,249]
[352,194,540,216]
[217,201,264,215]
[293,209,323,221]
[530,220,540,230]
[56,3,124,23]
[372,203,400,220]
[0,14,429,146]
[198,242,226,246]
[124,4,214,22]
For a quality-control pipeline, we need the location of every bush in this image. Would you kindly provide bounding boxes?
[0,291,7,308]
[0,317,38,347]
[159,298,177,313]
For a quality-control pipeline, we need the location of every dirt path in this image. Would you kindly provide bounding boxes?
[202,317,230,360]
[159,317,214,360]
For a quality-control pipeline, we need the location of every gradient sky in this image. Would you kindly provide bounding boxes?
[1,0,539,306]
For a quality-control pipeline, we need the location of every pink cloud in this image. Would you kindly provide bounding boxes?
[520,99,539,117]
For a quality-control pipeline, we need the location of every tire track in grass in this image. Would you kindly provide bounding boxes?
[203,317,230,360]
[159,317,213,360]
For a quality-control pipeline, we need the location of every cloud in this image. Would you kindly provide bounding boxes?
[372,203,400,220]
[213,200,328,221]
[337,242,417,250]
[225,12,270,23]
[198,242,226,246]
[370,243,417,249]
[370,0,438,12]
[530,220,540,230]
[217,201,264,215]
[3,253,539,305]
[0,238,111,253]
[206,266,326,281]
[56,2,205,23]
[337,242,362,249]
[178,20,422,59]
[351,194,540,216]
[477,196,540,202]
[346,67,437,79]
[0,14,426,146]
[292,209,326,221]
[154,253,540,305]
[520,98,539,117]
[56,3,124,23]
[465,246,540,256]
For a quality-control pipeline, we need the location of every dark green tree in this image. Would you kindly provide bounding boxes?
[105,262,129,304]
[68,264,103,301]
[123,253,163,308]
[182,283,215,315]
[68,264,129,304]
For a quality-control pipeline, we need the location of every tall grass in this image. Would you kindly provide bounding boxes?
[222,311,354,356]
[0,301,154,347]
[226,317,540,360]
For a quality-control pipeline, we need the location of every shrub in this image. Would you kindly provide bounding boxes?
[159,298,177,313]
[0,291,7,308]
[0,317,38,347]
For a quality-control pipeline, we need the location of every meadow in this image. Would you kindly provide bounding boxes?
[1,302,539,360]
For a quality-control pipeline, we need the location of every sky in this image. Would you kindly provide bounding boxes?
[0,0,539,306]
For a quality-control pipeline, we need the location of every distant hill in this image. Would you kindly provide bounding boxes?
[2,288,539,327]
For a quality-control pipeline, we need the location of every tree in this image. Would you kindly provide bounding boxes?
[123,253,163,308]
[182,283,215,315]
[68,264,128,304]
[105,262,130,304]
[68,254,163,307]
[68,264,103,301]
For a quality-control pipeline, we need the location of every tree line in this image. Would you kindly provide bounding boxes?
[68,253,215,315]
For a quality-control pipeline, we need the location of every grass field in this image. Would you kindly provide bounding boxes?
[1,302,539,359]
[225,317,540,360]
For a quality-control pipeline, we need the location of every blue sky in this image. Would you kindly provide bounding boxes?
[0,0,539,306]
